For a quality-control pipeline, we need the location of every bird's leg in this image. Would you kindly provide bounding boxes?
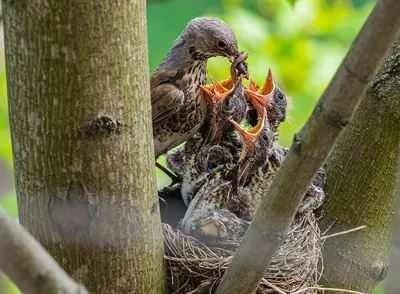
[155,161,181,185]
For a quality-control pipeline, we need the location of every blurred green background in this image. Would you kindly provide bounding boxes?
[0,0,384,293]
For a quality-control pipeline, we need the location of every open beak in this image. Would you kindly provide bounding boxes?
[248,76,259,92]
[200,85,215,106]
[259,68,275,95]
[229,111,265,148]
[219,77,234,90]
[244,88,272,109]
[212,76,242,103]
[210,76,229,94]
[229,111,266,185]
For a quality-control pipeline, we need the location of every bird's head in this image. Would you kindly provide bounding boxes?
[201,75,245,143]
[229,109,274,186]
[183,17,240,62]
[244,68,288,129]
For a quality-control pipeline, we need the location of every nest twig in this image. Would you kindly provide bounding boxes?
[163,212,322,294]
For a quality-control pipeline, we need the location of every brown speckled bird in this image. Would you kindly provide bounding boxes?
[180,110,275,244]
[151,17,241,157]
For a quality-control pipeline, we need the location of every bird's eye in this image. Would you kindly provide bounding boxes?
[277,93,284,100]
[217,40,227,48]
[262,134,269,142]
[224,98,230,107]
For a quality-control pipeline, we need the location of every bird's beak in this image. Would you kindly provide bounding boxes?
[248,76,259,92]
[214,75,242,102]
[200,85,215,106]
[229,111,265,147]
[228,55,236,63]
[210,76,229,94]
[259,68,275,95]
[230,111,266,185]
[219,77,234,90]
[244,88,272,109]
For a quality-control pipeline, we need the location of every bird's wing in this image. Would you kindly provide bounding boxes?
[151,83,185,130]
[150,66,178,102]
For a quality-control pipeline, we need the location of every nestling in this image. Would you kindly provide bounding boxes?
[180,110,274,244]
[245,68,288,132]
[178,75,247,206]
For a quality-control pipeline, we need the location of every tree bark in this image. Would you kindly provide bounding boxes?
[2,1,167,293]
[319,38,400,293]
[387,138,400,294]
[216,1,400,293]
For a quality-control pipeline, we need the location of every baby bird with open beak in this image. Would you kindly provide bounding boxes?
[245,68,288,132]
[180,109,274,244]
[245,72,325,214]
[176,75,247,206]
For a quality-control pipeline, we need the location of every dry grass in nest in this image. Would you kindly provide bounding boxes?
[163,212,322,294]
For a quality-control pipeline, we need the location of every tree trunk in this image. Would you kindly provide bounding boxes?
[319,38,400,293]
[2,1,167,293]
[387,139,400,294]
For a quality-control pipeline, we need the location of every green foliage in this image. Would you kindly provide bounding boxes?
[0,66,12,166]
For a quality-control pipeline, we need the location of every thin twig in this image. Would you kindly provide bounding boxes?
[320,226,367,240]
[262,280,286,294]
[321,219,337,236]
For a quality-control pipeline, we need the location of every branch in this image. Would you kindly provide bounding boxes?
[386,140,400,294]
[216,0,400,293]
[0,208,88,294]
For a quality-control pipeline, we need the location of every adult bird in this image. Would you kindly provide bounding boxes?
[151,17,241,157]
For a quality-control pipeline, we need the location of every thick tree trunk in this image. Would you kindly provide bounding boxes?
[319,38,400,293]
[387,140,400,294]
[2,1,167,293]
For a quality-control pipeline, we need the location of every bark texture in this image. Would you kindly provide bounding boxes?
[387,138,400,294]
[3,1,166,293]
[216,1,400,293]
[319,38,400,293]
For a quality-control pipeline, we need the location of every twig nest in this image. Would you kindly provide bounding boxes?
[163,212,322,294]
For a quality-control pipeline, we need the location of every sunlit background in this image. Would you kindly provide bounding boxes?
[0,0,385,293]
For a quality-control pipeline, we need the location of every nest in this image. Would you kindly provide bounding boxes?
[163,212,322,294]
